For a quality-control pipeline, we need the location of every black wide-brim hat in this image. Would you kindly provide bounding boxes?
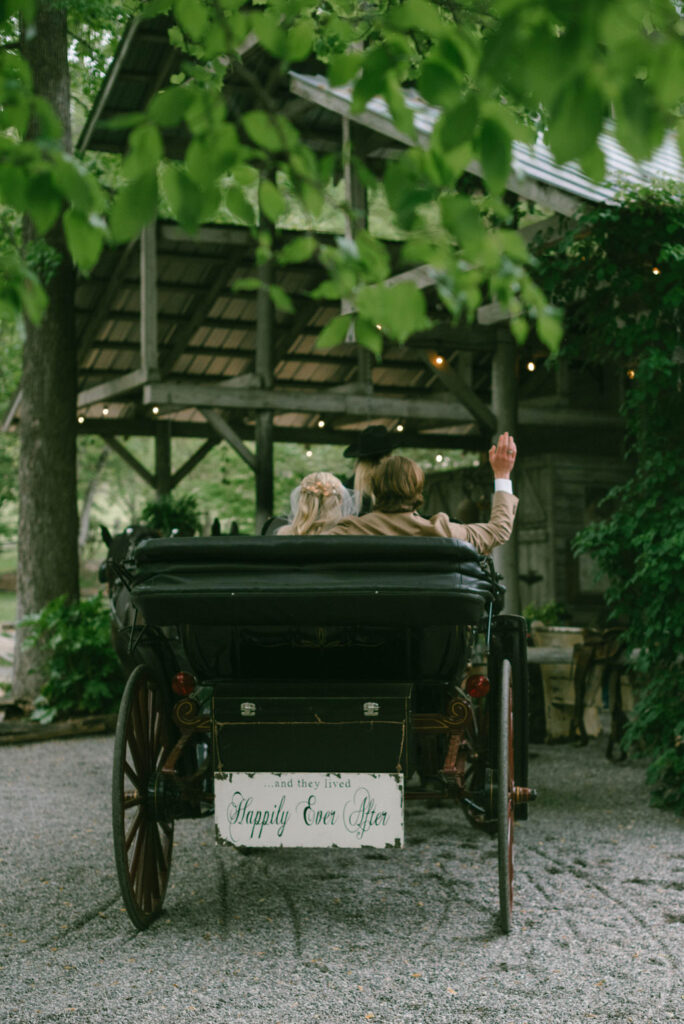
[343,425,399,460]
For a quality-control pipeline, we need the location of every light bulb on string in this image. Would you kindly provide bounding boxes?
[102,406,109,417]
[526,361,536,372]
[652,266,661,276]
[305,449,313,458]
[435,454,444,464]
[152,406,160,415]
[77,415,85,425]
[317,419,325,429]
[396,424,404,433]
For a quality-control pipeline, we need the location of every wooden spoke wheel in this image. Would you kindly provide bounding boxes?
[497,658,514,934]
[113,665,176,930]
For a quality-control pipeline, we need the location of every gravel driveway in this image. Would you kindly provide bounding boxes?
[0,735,682,1024]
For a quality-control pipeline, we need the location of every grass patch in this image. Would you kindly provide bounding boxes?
[0,591,16,627]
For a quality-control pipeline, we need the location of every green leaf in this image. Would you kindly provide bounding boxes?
[547,78,605,164]
[0,163,27,211]
[25,174,62,234]
[328,52,364,87]
[536,307,563,352]
[122,123,164,180]
[615,81,666,162]
[316,313,353,350]
[355,282,431,345]
[33,97,63,141]
[50,156,95,214]
[387,0,447,37]
[109,173,158,244]
[98,111,146,132]
[510,317,529,344]
[277,235,317,265]
[232,277,261,292]
[284,20,314,62]
[224,185,255,226]
[440,194,485,252]
[434,94,478,153]
[16,273,47,326]
[148,87,194,128]
[418,58,461,107]
[479,117,511,195]
[385,74,415,140]
[63,210,104,275]
[252,11,287,58]
[161,165,214,232]
[268,284,294,314]
[355,317,384,359]
[241,109,283,153]
[174,0,208,42]
[259,178,286,223]
[579,144,606,182]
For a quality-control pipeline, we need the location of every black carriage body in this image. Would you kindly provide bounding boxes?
[129,536,496,777]
[113,534,534,933]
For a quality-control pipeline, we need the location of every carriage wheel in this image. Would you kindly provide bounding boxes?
[497,659,514,934]
[112,665,175,930]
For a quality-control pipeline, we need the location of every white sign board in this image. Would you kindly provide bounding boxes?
[215,772,404,849]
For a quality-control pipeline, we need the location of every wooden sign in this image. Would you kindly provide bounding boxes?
[215,772,404,848]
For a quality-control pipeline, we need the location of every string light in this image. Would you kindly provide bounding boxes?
[152,405,160,415]
[375,324,382,331]
[627,368,636,380]
[77,415,85,424]
[435,454,444,464]
[102,406,109,417]
[433,354,444,367]
[526,360,536,372]
[652,266,661,276]
[305,449,313,458]
[396,424,404,433]
[317,418,325,428]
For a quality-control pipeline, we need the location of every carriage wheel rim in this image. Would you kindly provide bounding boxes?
[113,666,175,930]
[497,658,514,933]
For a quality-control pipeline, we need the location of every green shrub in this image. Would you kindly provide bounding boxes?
[523,601,569,627]
[536,184,684,814]
[141,493,201,536]
[21,594,123,721]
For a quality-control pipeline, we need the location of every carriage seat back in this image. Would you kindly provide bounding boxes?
[131,535,494,629]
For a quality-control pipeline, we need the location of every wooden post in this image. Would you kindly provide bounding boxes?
[155,420,172,498]
[491,332,521,614]
[343,117,373,392]
[140,220,159,381]
[254,188,274,532]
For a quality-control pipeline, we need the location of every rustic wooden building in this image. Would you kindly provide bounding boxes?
[4,12,683,620]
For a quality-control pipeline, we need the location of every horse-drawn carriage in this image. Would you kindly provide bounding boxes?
[103,532,535,934]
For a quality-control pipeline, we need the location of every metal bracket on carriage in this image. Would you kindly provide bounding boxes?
[161,697,211,776]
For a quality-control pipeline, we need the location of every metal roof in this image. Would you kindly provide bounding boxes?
[289,72,684,210]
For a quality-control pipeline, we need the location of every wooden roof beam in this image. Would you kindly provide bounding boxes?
[102,436,154,488]
[422,351,497,433]
[201,408,257,471]
[170,437,220,489]
[76,369,147,408]
[143,381,472,424]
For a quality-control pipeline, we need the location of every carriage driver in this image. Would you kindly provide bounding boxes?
[325,432,518,555]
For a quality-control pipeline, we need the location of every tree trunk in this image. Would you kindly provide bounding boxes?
[12,4,79,700]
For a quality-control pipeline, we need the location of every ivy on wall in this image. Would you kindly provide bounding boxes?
[534,185,684,812]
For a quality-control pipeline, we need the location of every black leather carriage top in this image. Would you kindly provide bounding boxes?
[130,535,497,628]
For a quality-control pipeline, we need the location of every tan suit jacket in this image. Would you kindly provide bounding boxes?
[326,491,518,555]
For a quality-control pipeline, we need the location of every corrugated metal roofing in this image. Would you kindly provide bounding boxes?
[289,72,684,207]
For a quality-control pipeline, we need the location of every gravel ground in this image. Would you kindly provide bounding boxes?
[0,735,682,1024]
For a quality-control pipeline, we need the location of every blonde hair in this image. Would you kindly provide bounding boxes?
[279,472,350,535]
[372,456,424,512]
[353,455,389,510]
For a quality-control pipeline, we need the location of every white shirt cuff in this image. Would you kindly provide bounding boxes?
[494,478,513,494]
